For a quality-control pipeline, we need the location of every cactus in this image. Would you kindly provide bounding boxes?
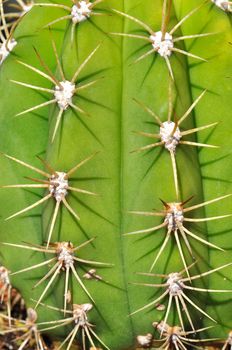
[0,0,232,349]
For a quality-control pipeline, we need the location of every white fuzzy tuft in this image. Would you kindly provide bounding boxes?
[57,243,74,268]
[137,334,153,347]
[0,266,10,286]
[54,80,75,110]
[22,2,33,13]
[165,203,184,231]
[0,39,17,65]
[150,31,174,57]
[71,1,92,24]
[160,121,181,152]
[167,272,184,296]
[73,303,93,325]
[212,0,232,11]
[49,172,69,202]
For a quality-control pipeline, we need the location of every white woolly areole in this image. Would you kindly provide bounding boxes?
[71,1,92,24]
[155,322,182,338]
[57,243,74,268]
[160,121,181,152]
[165,203,184,231]
[54,80,75,110]
[155,321,169,334]
[228,332,232,344]
[27,308,38,324]
[150,31,174,57]
[171,334,179,343]
[0,39,17,65]
[137,334,153,347]
[167,272,184,296]
[212,0,232,11]
[22,1,34,14]
[73,303,93,325]
[49,172,68,202]
[0,267,10,285]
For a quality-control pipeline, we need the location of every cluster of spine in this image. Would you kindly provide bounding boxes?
[0,0,232,349]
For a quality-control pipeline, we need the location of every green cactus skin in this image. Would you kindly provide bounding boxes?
[0,0,232,349]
